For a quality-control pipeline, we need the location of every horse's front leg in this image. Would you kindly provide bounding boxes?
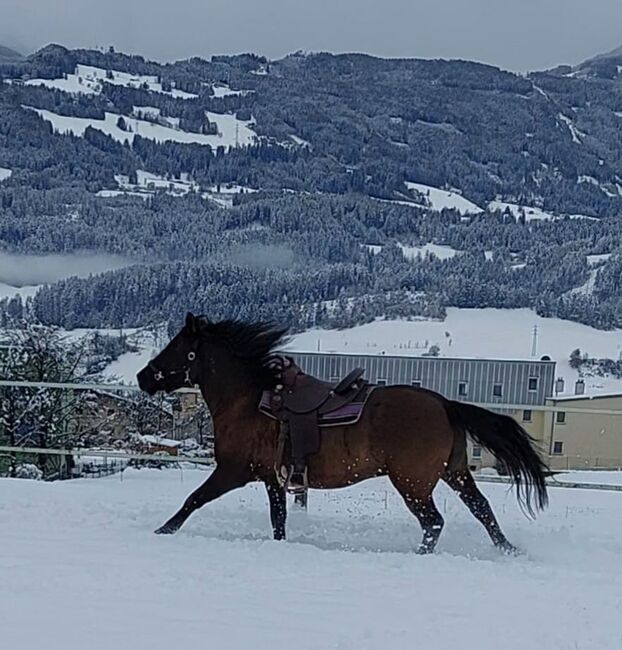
[155,464,250,534]
[264,479,287,540]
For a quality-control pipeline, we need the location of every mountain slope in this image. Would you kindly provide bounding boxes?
[0,45,622,332]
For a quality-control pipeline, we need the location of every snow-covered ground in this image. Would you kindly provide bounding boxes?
[20,64,197,99]
[398,242,459,260]
[1,469,621,650]
[488,200,557,222]
[0,166,12,182]
[27,107,256,151]
[405,181,483,214]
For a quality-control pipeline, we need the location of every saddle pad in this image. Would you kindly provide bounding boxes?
[259,387,375,428]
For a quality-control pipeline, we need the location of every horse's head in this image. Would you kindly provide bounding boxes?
[137,312,202,395]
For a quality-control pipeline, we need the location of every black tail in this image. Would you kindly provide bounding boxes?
[446,401,548,517]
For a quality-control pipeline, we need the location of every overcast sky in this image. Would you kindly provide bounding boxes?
[1,0,621,72]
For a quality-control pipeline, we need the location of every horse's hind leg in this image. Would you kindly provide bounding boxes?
[444,470,517,554]
[390,476,444,554]
[264,479,287,541]
[155,464,249,535]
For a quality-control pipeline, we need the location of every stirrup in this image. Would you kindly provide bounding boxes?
[286,466,308,493]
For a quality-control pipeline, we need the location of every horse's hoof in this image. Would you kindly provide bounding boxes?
[415,545,435,555]
[499,542,520,556]
[154,525,176,535]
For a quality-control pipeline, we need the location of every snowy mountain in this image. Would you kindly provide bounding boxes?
[0,44,23,63]
[1,44,622,335]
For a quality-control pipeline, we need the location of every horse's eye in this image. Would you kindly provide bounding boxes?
[188,351,196,361]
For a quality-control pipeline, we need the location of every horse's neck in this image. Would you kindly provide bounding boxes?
[198,372,261,420]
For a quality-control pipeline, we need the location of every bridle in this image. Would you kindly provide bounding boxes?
[149,342,200,388]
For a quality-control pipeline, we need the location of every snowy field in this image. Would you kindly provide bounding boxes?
[2,469,621,650]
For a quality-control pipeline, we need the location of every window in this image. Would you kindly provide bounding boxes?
[522,409,532,422]
[411,380,422,388]
[528,377,539,391]
[458,381,468,397]
[553,441,564,455]
[471,446,482,459]
[556,411,566,424]
[493,383,503,398]
[377,378,387,386]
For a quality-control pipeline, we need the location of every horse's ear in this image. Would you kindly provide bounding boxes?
[185,312,197,333]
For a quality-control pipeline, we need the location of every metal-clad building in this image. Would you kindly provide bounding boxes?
[290,352,556,406]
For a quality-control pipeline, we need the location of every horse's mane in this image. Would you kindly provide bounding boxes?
[198,318,289,389]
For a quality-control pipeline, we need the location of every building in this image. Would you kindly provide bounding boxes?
[544,392,622,470]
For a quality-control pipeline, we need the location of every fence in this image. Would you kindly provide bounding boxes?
[1,378,622,476]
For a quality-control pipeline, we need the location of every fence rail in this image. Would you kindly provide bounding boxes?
[0,445,212,465]
[1,444,621,492]
[1,379,621,416]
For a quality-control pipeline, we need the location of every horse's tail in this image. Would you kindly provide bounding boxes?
[445,400,548,517]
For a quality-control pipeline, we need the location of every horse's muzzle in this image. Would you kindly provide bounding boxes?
[137,367,158,395]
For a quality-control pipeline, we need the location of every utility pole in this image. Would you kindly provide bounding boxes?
[531,324,538,358]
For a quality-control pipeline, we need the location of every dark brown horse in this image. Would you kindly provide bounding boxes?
[137,314,548,554]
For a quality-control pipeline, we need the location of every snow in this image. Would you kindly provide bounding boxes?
[553,470,622,485]
[558,113,585,144]
[568,268,599,295]
[399,242,459,261]
[24,64,199,99]
[290,134,311,148]
[211,83,251,98]
[587,253,612,266]
[287,307,622,397]
[132,105,162,119]
[489,200,556,222]
[27,107,256,151]
[139,435,180,448]
[484,250,494,261]
[102,347,155,384]
[0,166,13,181]
[1,469,621,650]
[207,183,258,194]
[405,181,483,215]
[0,282,41,301]
[108,170,200,197]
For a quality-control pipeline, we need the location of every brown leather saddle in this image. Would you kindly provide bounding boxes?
[259,356,375,491]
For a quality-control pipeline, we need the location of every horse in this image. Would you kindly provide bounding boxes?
[137,313,548,554]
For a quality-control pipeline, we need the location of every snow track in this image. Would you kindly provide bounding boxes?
[2,470,621,649]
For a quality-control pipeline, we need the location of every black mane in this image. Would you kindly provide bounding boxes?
[198,318,289,388]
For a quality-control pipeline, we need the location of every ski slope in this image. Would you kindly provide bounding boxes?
[1,469,621,650]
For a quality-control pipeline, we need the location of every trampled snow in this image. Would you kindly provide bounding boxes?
[405,181,483,214]
[2,469,621,650]
[27,107,257,151]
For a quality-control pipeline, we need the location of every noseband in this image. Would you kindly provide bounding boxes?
[149,347,199,387]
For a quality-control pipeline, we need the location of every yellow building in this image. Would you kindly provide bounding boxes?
[468,394,622,472]
[543,393,622,470]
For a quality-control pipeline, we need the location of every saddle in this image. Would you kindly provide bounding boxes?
[259,356,375,492]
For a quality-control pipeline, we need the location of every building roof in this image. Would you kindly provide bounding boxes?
[549,391,622,403]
